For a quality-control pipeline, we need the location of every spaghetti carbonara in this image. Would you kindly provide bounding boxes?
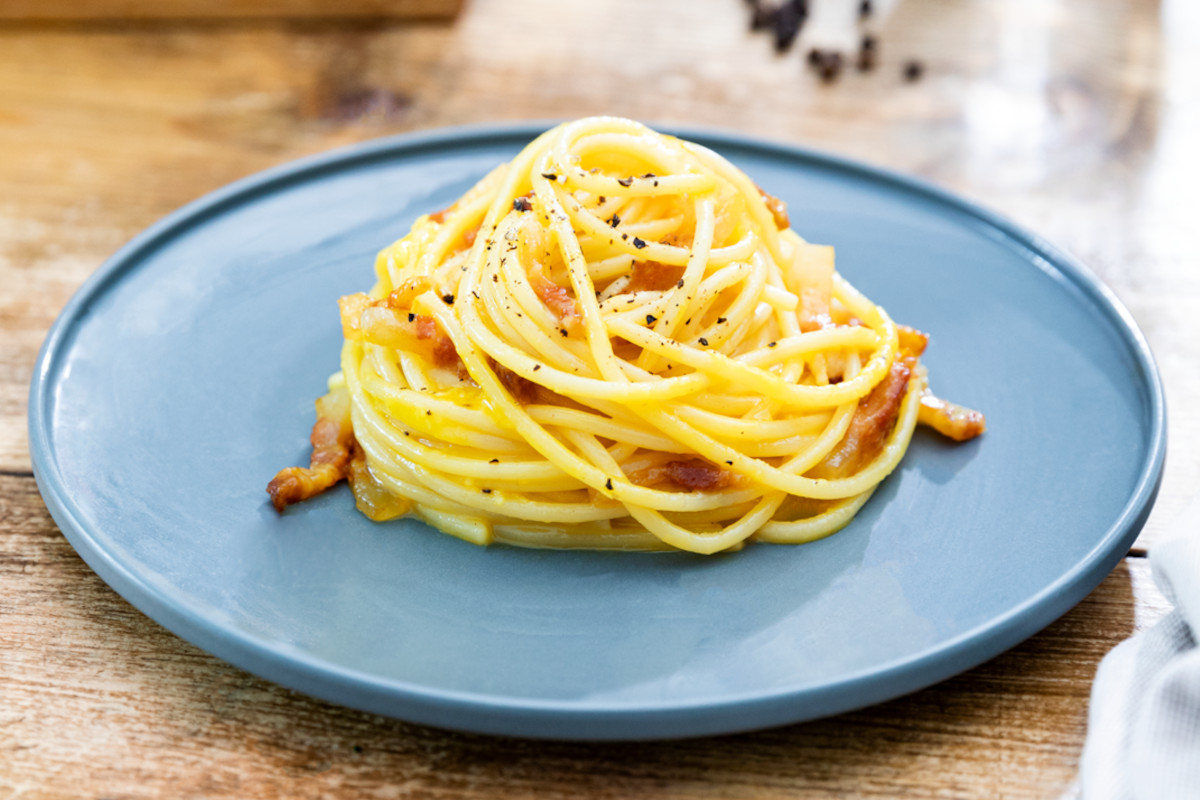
[268,117,984,554]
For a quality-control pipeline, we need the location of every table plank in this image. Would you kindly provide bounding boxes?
[0,0,461,21]
[0,474,1173,798]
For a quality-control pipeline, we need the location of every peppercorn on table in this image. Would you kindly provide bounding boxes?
[1,1,1195,796]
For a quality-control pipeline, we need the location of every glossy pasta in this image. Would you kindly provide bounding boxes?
[268,117,984,554]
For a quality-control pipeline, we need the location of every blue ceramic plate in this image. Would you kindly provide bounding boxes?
[29,123,1164,740]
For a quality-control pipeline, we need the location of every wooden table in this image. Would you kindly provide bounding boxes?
[2,1,1194,796]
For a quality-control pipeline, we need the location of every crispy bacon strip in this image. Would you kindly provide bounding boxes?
[413,314,463,371]
[625,260,685,293]
[489,358,540,404]
[628,458,737,491]
[385,277,432,311]
[758,185,790,230]
[897,325,929,358]
[346,447,410,521]
[267,388,355,512]
[919,395,987,441]
[340,294,466,374]
[530,271,581,321]
[895,325,986,441]
[528,265,583,337]
[809,360,912,479]
[666,460,737,491]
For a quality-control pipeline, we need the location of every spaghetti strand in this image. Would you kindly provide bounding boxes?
[269,117,986,553]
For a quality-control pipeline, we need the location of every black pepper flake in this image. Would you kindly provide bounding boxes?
[768,341,777,347]
[407,312,415,322]
[726,460,733,466]
[482,488,492,494]
[533,364,542,371]
[773,0,807,52]
[904,60,924,81]
[425,410,432,415]
[676,279,685,288]
[605,478,613,491]
[859,0,872,18]
[471,291,480,299]
[750,3,776,31]
[621,233,629,240]
[442,294,455,305]
[617,177,634,187]
[489,458,499,464]
[607,213,621,228]
[818,51,844,82]
[633,237,648,249]
[492,274,499,282]
[685,318,691,325]
[541,172,557,181]
[403,431,409,436]
[513,197,533,212]
[598,196,606,203]
[642,172,656,179]
[717,317,727,324]
[858,36,878,71]
[559,328,568,337]
[698,337,709,346]
[645,314,657,324]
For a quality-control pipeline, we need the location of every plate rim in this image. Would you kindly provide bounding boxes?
[28,121,1167,740]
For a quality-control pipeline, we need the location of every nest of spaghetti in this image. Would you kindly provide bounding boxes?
[269,117,984,554]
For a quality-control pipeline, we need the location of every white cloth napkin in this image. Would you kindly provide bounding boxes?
[1079,515,1200,800]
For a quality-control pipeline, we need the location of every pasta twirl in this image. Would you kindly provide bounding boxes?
[268,117,985,554]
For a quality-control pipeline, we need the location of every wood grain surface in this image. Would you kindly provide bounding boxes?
[0,0,461,22]
[1,0,1196,796]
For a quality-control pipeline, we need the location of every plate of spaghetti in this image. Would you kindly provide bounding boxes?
[30,118,1164,739]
